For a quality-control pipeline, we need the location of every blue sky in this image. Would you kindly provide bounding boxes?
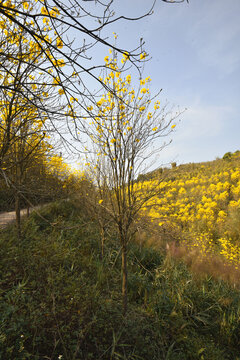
[93,0,240,166]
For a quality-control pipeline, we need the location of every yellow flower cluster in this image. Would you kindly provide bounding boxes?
[85,51,162,162]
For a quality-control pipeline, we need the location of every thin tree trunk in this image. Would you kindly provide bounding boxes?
[121,240,128,316]
[101,227,105,259]
[15,192,21,240]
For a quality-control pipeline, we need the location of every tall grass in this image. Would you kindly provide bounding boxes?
[0,199,240,359]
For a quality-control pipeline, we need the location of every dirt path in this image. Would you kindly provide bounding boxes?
[0,208,33,228]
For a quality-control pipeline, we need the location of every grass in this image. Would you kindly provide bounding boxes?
[1,199,240,359]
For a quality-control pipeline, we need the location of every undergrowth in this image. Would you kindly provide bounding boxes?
[0,199,240,359]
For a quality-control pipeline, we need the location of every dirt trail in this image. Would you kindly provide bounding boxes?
[0,208,33,228]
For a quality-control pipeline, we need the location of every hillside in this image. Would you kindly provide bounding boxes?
[1,199,240,359]
[139,151,240,273]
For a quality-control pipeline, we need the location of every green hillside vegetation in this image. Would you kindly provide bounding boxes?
[1,199,240,359]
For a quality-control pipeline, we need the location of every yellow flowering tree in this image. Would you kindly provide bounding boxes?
[0,85,52,238]
[0,13,67,237]
[0,1,70,168]
[0,0,188,142]
[82,51,181,314]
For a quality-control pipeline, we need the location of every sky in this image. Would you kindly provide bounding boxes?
[87,0,240,167]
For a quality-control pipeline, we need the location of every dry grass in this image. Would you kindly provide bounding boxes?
[135,221,240,289]
[166,241,240,288]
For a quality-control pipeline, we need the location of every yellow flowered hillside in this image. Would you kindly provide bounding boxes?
[140,151,240,268]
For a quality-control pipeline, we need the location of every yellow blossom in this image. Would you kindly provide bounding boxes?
[56,37,63,49]
[140,52,147,60]
[126,75,131,83]
[41,6,48,15]
[58,88,64,95]
[23,2,29,10]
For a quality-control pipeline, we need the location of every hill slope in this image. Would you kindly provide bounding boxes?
[140,151,240,270]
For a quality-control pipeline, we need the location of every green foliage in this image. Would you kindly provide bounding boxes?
[223,152,233,161]
[1,200,240,359]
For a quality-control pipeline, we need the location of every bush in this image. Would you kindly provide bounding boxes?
[223,152,232,160]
